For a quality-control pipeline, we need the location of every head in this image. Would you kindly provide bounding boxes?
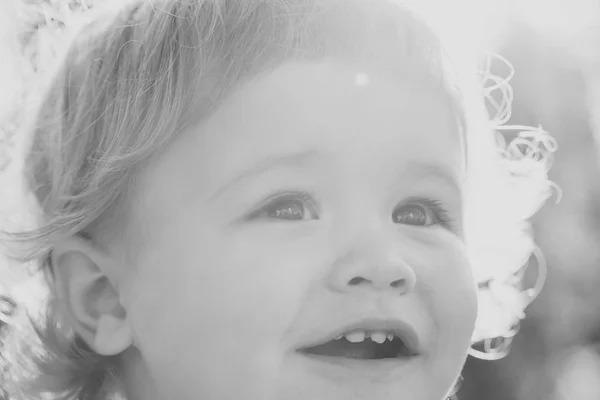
[0,1,550,400]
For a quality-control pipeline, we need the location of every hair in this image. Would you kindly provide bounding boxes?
[0,0,556,399]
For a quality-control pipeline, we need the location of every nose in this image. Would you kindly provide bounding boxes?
[327,242,417,295]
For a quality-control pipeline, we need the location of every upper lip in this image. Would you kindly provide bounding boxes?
[297,317,421,356]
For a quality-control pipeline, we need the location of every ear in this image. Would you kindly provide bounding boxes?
[50,235,132,356]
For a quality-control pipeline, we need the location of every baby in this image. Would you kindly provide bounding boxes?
[0,1,555,399]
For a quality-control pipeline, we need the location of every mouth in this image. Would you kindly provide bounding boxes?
[297,319,420,361]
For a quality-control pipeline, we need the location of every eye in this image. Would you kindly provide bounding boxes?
[392,198,451,228]
[251,191,319,221]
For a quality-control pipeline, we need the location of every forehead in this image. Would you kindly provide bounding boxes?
[131,60,464,220]
[193,61,462,170]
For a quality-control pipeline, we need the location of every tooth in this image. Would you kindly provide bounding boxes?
[344,331,366,343]
[370,332,387,344]
[387,333,394,341]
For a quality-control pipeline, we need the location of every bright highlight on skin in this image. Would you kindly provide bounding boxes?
[354,72,370,86]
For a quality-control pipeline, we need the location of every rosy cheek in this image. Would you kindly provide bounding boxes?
[417,241,476,323]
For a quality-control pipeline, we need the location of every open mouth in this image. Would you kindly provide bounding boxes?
[299,330,417,360]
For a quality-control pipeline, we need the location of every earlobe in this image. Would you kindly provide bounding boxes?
[94,314,133,356]
[50,236,132,356]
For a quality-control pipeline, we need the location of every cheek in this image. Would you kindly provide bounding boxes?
[410,232,478,346]
[428,239,478,349]
[120,223,321,397]
[408,234,477,391]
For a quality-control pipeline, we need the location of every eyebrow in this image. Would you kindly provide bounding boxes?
[210,150,462,201]
[402,163,463,197]
[209,149,321,200]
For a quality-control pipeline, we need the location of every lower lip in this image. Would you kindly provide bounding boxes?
[296,352,422,382]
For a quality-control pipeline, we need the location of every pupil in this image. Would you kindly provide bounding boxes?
[274,202,303,219]
[395,205,426,225]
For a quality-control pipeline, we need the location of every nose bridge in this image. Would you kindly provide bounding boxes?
[328,222,417,294]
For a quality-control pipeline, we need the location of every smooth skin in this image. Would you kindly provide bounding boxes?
[52,60,478,400]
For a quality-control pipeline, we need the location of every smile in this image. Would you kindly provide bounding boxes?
[299,329,416,360]
[294,318,423,379]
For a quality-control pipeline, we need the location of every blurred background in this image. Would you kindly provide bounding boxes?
[1,1,600,400]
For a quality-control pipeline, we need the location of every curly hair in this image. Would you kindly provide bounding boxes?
[0,1,556,399]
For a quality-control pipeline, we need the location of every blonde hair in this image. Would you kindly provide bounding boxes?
[0,0,555,399]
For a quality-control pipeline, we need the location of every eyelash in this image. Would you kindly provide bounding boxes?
[393,197,454,230]
[247,190,319,221]
[248,191,454,229]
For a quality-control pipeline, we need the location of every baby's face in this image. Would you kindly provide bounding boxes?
[119,61,477,400]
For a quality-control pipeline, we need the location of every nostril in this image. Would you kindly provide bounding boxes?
[390,279,405,288]
[348,277,369,286]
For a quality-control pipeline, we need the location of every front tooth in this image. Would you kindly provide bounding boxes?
[370,332,387,344]
[387,333,394,341]
[344,330,366,343]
